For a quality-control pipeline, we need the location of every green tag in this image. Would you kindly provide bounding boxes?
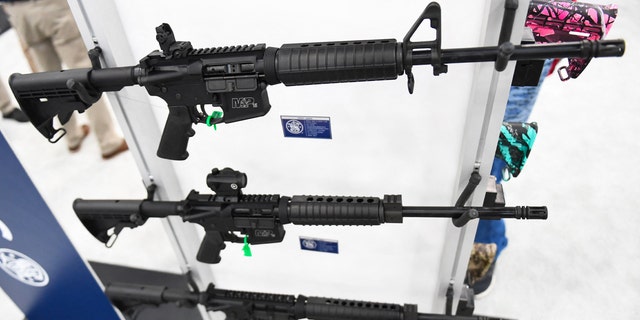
[242,235,252,257]
[206,111,224,130]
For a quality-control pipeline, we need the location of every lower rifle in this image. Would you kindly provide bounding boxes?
[106,281,510,320]
[74,168,547,264]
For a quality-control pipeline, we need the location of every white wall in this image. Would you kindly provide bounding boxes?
[2,0,637,319]
[102,0,490,307]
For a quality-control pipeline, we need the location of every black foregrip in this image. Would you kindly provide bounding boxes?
[287,196,385,225]
[275,39,402,86]
[156,105,195,160]
[196,231,226,264]
[305,297,405,320]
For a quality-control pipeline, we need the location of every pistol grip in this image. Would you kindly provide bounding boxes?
[156,105,195,160]
[196,231,226,264]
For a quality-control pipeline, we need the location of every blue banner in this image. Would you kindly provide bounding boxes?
[0,132,119,319]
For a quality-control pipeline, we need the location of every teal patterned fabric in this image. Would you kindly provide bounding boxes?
[496,122,538,178]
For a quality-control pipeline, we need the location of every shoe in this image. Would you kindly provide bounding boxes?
[102,139,128,160]
[465,243,497,298]
[68,125,90,152]
[469,258,496,298]
[2,109,29,123]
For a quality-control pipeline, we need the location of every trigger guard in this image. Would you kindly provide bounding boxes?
[223,231,244,243]
[198,105,208,120]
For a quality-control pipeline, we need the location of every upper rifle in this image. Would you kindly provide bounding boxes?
[9,2,625,160]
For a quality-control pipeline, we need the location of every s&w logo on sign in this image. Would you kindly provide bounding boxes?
[0,219,50,287]
[285,120,304,134]
[301,239,318,250]
[0,248,49,287]
[231,97,258,108]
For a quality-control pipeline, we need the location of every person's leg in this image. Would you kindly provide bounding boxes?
[475,157,509,248]
[29,39,90,150]
[467,159,507,295]
[468,60,552,295]
[9,0,124,155]
[4,0,86,144]
[47,0,124,156]
[0,80,28,122]
[53,37,123,154]
[30,37,91,149]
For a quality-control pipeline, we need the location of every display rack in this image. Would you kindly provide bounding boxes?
[67,0,216,295]
[434,0,527,314]
[66,0,527,318]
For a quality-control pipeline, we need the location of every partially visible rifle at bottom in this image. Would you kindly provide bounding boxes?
[106,281,510,320]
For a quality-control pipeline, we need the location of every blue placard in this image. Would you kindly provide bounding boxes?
[0,132,119,319]
[299,236,339,254]
[281,116,332,139]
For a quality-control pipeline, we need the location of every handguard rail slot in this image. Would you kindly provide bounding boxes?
[287,195,385,225]
[274,40,402,86]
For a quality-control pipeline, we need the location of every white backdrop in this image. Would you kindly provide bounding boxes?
[103,0,490,307]
[3,0,637,319]
[67,2,502,310]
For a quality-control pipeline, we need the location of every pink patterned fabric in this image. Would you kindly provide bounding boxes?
[526,0,618,80]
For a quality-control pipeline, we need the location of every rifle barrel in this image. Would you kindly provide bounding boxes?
[412,39,625,66]
[402,206,547,220]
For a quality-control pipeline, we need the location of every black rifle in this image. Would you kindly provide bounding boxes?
[73,168,547,264]
[8,2,624,160]
[106,281,509,320]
